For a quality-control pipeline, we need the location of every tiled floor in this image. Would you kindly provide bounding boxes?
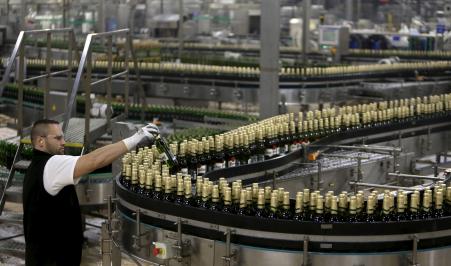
[0,202,150,266]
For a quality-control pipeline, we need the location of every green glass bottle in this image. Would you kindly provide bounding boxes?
[347,196,358,223]
[313,195,325,223]
[254,192,267,218]
[338,194,348,222]
[222,188,234,214]
[395,193,407,221]
[152,175,163,200]
[213,137,226,170]
[162,177,175,202]
[278,192,292,219]
[419,192,432,220]
[433,191,444,218]
[293,192,304,221]
[155,135,180,174]
[209,185,222,211]
[236,190,248,216]
[380,194,393,222]
[182,180,194,206]
[193,179,203,207]
[144,170,153,197]
[198,183,211,209]
[266,194,279,219]
[407,193,419,220]
[328,196,340,223]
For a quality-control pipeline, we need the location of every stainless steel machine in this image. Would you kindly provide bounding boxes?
[106,108,451,266]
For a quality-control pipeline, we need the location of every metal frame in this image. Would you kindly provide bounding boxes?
[63,29,146,149]
[0,28,79,136]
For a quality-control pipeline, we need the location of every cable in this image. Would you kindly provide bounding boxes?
[0,233,24,242]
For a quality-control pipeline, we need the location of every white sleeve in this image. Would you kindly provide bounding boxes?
[43,155,81,196]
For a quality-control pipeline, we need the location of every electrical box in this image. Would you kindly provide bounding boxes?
[318,25,350,62]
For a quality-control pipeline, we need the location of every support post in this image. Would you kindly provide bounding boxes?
[259,0,280,119]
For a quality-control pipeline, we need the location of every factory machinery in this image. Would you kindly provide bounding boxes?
[105,92,451,266]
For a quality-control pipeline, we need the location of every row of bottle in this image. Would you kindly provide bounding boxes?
[2,83,257,123]
[119,40,451,59]
[121,92,451,182]
[119,171,451,222]
[9,57,451,78]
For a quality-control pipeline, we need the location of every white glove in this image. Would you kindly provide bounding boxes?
[123,123,160,151]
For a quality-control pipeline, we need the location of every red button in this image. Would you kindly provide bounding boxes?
[153,247,161,256]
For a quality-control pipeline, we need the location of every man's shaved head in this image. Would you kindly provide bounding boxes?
[31,119,60,147]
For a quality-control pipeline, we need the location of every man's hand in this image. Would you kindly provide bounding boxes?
[123,123,160,151]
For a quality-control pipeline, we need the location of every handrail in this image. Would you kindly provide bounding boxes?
[63,29,146,149]
[0,28,79,137]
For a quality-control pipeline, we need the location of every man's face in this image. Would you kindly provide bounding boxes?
[37,124,66,155]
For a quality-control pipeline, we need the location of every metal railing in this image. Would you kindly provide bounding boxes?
[63,29,146,149]
[0,28,79,136]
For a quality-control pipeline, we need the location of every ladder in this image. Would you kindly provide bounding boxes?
[0,28,145,215]
[0,28,79,216]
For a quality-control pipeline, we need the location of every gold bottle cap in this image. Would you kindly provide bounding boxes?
[436,191,443,209]
[257,192,265,209]
[283,192,290,209]
[309,192,317,210]
[295,192,303,213]
[154,176,162,191]
[270,195,278,212]
[278,188,285,204]
[224,189,232,205]
[397,193,405,212]
[164,177,172,193]
[184,180,192,198]
[246,189,253,204]
[349,196,357,214]
[146,171,153,187]
[240,190,247,208]
[330,196,338,214]
[196,179,203,194]
[212,185,220,203]
[316,195,324,214]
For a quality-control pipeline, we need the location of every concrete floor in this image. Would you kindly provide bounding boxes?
[0,202,150,266]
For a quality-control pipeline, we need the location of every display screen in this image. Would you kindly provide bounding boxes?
[321,29,338,44]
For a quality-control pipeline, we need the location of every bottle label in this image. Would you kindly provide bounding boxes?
[290,144,297,151]
[257,154,265,162]
[248,158,253,164]
[265,148,273,157]
[228,158,236,168]
[214,161,226,170]
[197,164,206,175]
[181,168,188,175]
[284,144,289,154]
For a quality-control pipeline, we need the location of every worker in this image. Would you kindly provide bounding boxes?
[23,119,159,265]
